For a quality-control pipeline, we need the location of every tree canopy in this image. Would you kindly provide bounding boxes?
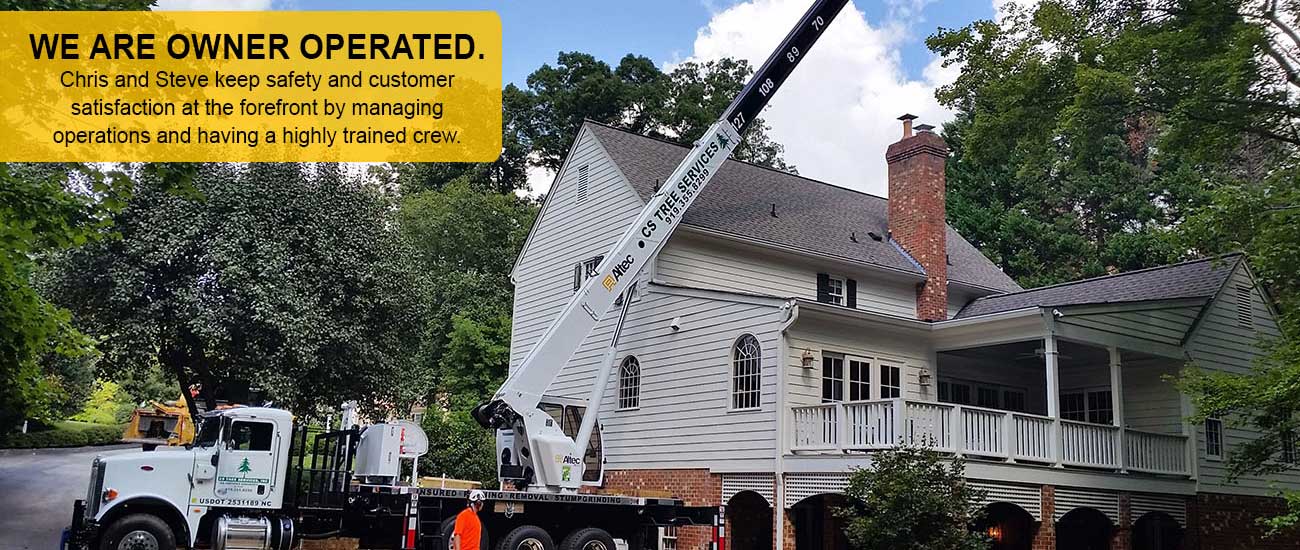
[41,164,426,418]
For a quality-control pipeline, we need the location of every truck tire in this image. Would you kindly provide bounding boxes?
[560,527,616,550]
[441,515,489,550]
[99,513,177,550]
[496,525,554,550]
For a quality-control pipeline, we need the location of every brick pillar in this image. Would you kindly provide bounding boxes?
[1184,495,1200,550]
[1032,485,1056,550]
[1110,493,1131,550]
[885,114,950,321]
[776,508,795,550]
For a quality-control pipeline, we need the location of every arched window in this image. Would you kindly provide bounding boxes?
[618,355,640,410]
[732,334,762,410]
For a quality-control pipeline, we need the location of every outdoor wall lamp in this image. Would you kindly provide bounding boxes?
[918,368,933,386]
[800,349,816,369]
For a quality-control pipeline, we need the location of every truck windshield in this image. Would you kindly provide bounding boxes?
[193,416,222,448]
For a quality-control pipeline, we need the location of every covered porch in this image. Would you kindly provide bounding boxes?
[788,304,1201,479]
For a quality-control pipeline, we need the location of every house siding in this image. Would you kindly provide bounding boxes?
[559,287,784,471]
[1186,264,1300,493]
[785,317,934,408]
[1058,306,1203,347]
[509,127,644,374]
[657,232,919,318]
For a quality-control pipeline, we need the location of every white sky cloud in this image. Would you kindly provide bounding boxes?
[674,0,955,197]
[153,0,272,10]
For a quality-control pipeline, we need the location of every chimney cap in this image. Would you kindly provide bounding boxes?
[915,123,935,132]
[897,113,918,121]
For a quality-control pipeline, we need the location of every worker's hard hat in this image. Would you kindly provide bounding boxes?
[468,490,486,503]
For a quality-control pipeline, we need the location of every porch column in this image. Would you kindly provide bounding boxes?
[1044,334,1062,467]
[1110,346,1126,472]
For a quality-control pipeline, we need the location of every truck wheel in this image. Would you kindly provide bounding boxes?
[99,513,176,550]
[560,527,616,550]
[496,525,554,550]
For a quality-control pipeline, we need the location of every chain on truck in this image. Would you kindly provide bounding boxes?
[62,1,850,548]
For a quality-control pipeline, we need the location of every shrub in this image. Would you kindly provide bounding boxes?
[0,424,123,449]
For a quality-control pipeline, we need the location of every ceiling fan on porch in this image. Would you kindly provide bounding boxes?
[1014,348,1073,361]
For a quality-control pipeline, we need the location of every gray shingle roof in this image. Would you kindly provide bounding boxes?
[954,254,1242,319]
[585,122,1022,293]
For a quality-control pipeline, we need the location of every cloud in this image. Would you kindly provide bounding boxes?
[675,0,955,196]
[153,0,272,10]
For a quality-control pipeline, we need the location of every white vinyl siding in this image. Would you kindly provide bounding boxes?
[1056,305,1202,347]
[656,232,918,318]
[510,128,645,374]
[1185,263,1300,492]
[786,317,932,408]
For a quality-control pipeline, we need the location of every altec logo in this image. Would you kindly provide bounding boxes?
[602,254,635,291]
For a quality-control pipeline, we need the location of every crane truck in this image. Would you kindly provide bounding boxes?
[63,1,850,549]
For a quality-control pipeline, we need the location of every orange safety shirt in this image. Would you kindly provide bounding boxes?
[452,506,482,550]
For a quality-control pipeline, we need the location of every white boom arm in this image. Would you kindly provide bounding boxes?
[474,0,850,492]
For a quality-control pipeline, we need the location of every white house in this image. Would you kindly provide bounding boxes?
[507,118,1297,550]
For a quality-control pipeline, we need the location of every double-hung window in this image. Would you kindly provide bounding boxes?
[1061,389,1113,424]
[573,255,604,291]
[1205,418,1224,459]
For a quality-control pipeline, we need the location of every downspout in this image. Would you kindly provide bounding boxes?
[774,300,799,550]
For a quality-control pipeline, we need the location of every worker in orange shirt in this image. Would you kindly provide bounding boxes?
[451,490,485,550]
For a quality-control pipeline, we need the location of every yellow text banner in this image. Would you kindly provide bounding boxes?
[0,11,502,162]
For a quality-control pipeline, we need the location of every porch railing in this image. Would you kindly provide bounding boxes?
[790,398,1192,477]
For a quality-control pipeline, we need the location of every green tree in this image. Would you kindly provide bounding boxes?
[522,52,790,172]
[397,180,535,402]
[927,0,1282,287]
[418,405,499,488]
[838,444,989,550]
[41,163,425,418]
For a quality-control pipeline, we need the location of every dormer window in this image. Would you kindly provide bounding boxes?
[816,273,857,308]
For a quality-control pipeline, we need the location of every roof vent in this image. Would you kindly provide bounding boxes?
[652,178,660,192]
[770,203,778,218]
[867,231,882,242]
[850,231,859,243]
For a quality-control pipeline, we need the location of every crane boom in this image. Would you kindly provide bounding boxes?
[474,0,850,491]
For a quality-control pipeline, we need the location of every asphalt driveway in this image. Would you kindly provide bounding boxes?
[0,444,135,550]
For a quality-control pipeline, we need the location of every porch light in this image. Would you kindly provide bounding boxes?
[918,368,932,386]
[986,524,1003,542]
[800,349,816,369]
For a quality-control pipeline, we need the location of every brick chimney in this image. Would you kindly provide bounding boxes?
[886,114,949,321]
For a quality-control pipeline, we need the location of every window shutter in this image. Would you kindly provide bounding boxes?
[816,273,830,303]
[573,263,583,291]
[846,278,857,309]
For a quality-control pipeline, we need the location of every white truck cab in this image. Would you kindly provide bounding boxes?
[77,407,295,550]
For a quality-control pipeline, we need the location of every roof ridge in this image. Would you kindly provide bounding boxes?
[583,119,891,202]
[967,253,1243,304]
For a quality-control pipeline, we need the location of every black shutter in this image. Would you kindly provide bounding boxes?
[573,263,582,291]
[816,272,830,303]
[846,278,857,309]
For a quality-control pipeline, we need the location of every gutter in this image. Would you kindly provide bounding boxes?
[774,300,799,550]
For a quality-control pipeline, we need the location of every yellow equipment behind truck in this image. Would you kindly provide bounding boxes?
[121,396,195,449]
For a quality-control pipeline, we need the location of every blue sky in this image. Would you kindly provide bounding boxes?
[158,0,1016,195]
[272,0,996,87]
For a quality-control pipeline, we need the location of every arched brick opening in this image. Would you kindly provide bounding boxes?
[974,502,1037,550]
[1131,511,1182,550]
[726,491,772,550]
[1057,507,1113,550]
[790,494,852,550]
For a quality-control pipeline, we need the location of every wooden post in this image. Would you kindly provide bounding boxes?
[835,402,846,453]
[893,398,908,446]
[953,405,966,457]
[1045,333,1063,467]
[1110,346,1127,472]
[1003,411,1017,463]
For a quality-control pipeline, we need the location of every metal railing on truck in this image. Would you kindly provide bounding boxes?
[286,426,360,512]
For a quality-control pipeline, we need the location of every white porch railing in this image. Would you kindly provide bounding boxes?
[790,398,1192,477]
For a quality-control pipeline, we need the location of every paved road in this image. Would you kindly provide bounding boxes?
[0,444,135,550]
